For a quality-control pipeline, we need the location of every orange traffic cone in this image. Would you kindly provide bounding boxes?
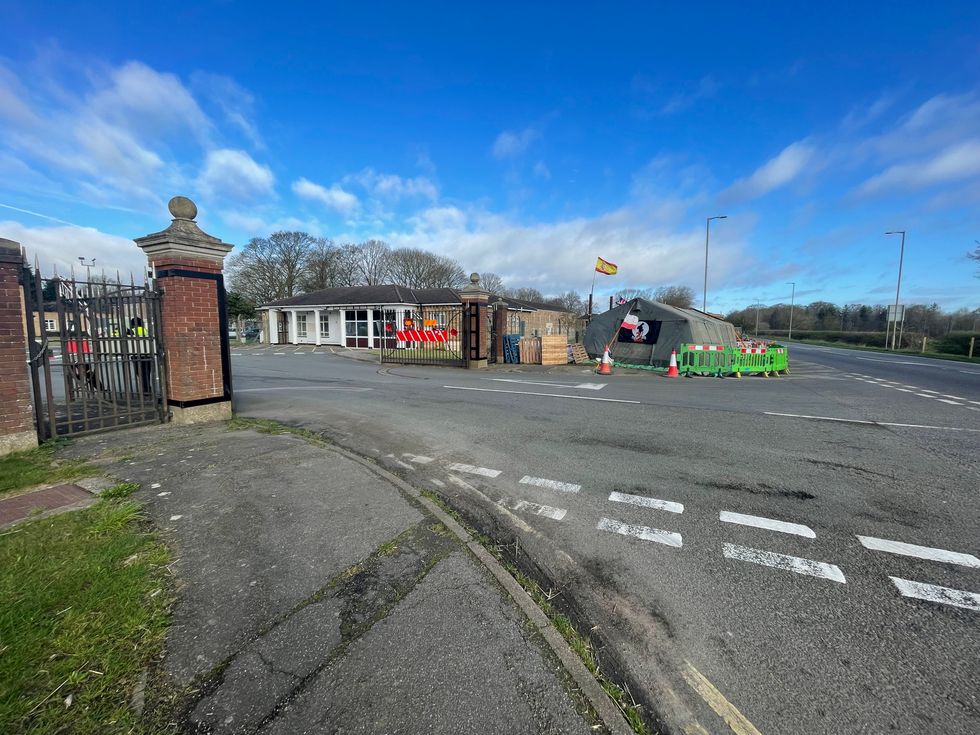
[598,348,613,375]
[665,349,680,378]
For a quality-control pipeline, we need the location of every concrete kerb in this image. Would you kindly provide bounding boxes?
[312,435,634,735]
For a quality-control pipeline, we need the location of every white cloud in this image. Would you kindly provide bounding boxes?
[723,141,815,202]
[492,127,539,158]
[2,220,145,279]
[348,168,437,200]
[856,139,980,196]
[190,71,263,149]
[198,149,275,201]
[292,177,359,214]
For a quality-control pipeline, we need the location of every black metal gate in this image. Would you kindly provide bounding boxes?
[21,263,168,441]
[379,304,465,367]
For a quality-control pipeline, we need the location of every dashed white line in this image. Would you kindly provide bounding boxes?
[723,543,846,583]
[520,476,581,493]
[597,517,682,547]
[608,491,684,514]
[940,394,966,400]
[937,399,963,405]
[890,577,980,612]
[490,378,607,391]
[443,385,641,404]
[169,515,183,521]
[857,536,980,568]
[447,462,502,478]
[502,498,567,521]
[403,453,434,464]
[719,511,816,539]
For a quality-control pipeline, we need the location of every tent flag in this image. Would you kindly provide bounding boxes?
[595,257,618,275]
[621,313,639,329]
[617,295,627,305]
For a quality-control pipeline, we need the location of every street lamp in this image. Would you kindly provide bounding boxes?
[786,282,796,340]
[754,296,762,337]
[703,215,727,312]
[78,257,96,282]
[885,231,906,350]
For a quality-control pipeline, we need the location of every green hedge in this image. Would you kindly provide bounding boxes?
[760,330,978,356]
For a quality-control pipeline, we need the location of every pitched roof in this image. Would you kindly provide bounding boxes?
[260,285,460,308]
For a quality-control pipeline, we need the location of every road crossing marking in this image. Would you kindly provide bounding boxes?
[520,476,581,493]
[719,511,815,538]
[500,498,567,520]
[609,491,684,514]
[403,453,434,464]
[857,536,980,568]
[597,517,682,547]
[890,577,980,612]
[723,543,846,583]
[447,462,502,478]
[443,385,641,404]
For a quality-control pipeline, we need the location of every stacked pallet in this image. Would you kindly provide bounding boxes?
[502,335,520,364]
[518,337,541,364]
[570,343,590,364]
[541,335,569,365]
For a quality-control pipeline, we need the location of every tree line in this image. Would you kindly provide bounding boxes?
[726,301,979,337]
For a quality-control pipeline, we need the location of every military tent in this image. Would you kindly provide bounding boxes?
[584,299,738,366]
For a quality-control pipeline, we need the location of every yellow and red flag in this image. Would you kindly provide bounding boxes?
[595,257,618,275]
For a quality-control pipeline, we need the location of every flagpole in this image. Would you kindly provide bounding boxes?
[588,266,598,319]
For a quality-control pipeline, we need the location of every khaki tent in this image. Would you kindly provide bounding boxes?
[584,299,738,367]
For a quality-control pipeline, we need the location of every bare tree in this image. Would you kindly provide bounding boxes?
[479,272,505,295]
[969,242,980,277]
[299,237,338,292]
[546,291,585,314]
[617,287,655,301]
[511,287,546,303]
[654,285,696,309]
[227,231,315,304]
[357,240,393,285]
[388,249,467,288]
[333,243,363,287]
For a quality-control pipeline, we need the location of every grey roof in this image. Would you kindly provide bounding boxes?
[260,285,460,308]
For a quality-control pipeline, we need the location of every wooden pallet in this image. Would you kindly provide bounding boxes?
[540,335,568,365]
[570,343,590,364]
[518,337,541,364]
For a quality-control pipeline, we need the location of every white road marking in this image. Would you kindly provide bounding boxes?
[235,386,372,393]
[157,491,170,497]
[520,476,581,493]
[403,453,434,464]
[937,399,963,405]
[723,543,846,583]
[890,577,980,612]
[764,412,980,433]
[169,515,183,521]
[274,352,285,355]
[894,388,914,393]
[914,393,934,398]
[597,517,682,547]
[917,389,940,394]
[150,483,161,489]
[969,400,980,406]
[491,378,606,391]
[429,479,445,488]
[857,536,980,568]
[501,498,567,520]
[444,385,640,404]
[941,394,966,400]
[447,462,502,478]
[719,511,816,539]
[608,491,684,514]
[392,459,414,470]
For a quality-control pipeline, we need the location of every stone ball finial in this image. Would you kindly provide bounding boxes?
[168,196,198,221]
[470,272,480,285]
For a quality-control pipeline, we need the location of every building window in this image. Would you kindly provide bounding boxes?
[296,313,308,338]
[319,312,330,337]
[345,310,369,347]
[44,319,56,332]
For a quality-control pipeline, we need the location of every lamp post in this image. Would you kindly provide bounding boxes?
[755,297,762,337]
[78,257,96,283]
[786,282,796,340]
[885,230,906,350]
[703,215,727,312]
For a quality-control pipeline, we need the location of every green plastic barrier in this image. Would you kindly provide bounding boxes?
[678,344,732,376]
[675,343,790,377]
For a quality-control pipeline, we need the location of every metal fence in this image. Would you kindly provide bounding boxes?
[379,305,466,367]
[22,264,168,440]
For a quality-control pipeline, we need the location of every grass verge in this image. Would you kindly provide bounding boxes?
[0,491,171,734]
[0,442,98,497]
[786,338,980,364]
[419,490,653,735]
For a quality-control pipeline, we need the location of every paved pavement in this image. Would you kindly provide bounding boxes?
[231,343,980,734]
[59,423,600,735]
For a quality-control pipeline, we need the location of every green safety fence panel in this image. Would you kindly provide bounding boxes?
[678,344,732,375]
[677,343,791,377]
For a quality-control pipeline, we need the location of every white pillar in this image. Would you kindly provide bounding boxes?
[269,309,279,344]
[313,308,322,345]
[367,309,375,348]
[289,309,298,345]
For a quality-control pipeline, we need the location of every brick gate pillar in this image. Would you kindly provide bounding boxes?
[135,197,234,425]
[0,238,36,455]
[460,272,490,369]
[492,300,509,363]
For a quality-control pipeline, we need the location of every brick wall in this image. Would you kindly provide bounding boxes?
[150,254,227,404]
[503,308,583,342]
[0,242,35,450]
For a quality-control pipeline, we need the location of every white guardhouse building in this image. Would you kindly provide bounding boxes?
[259,286,462,348]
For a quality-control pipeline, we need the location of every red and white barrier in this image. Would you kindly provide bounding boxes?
[687,344,725,351]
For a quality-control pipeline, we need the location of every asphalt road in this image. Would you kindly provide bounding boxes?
[230,344,980,734]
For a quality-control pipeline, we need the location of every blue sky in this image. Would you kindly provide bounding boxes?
[1,1,979,311]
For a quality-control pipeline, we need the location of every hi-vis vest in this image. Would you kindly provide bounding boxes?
[131,326,147,337]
